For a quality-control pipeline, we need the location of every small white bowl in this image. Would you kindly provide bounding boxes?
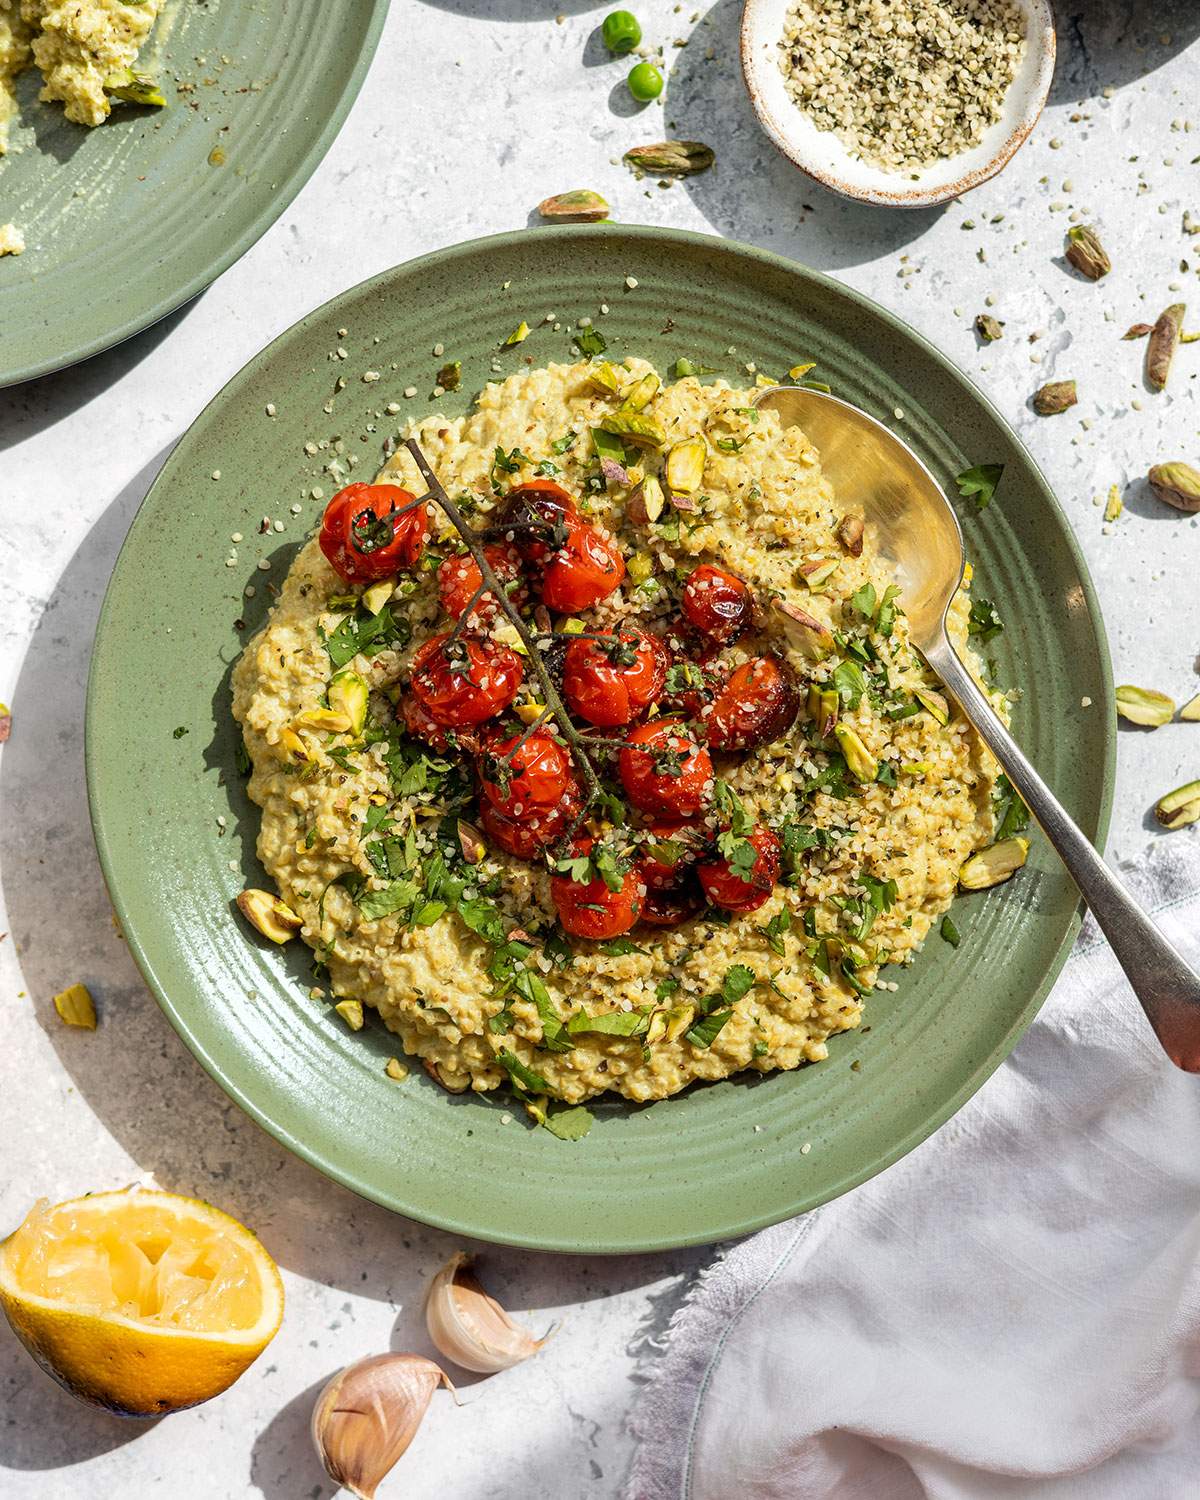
[740,0,1056,208]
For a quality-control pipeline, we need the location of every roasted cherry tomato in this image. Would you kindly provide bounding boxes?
[638,882,704,927]
[437,544,525,622]
[478,730,576,819]
[480,798,576,862]
[550,838,643,940]
[701,656,800,751]
[540,519,627,614]
[562,624,668,727]
[618,719,713,818]
[408,632,523,728]
[493,480,579,562]
[680,564,752,645]
[697,824,781,912]
[636,820,702,889]
[319,483,429,584]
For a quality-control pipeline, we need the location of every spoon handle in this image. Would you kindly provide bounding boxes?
[926,638,1200,1071]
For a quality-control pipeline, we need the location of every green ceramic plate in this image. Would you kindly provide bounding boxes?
[0,0,388,388]
[87,226,1114,1253]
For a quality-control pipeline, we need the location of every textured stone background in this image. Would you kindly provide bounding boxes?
[2,2,1198,1495]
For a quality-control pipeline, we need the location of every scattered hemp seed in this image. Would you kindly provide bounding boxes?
[231,531,243,543]
[404,385,418,398]
[362,371,381,383]
[265,402,276,416]
[211,469,221,481]
[625,276,639,289]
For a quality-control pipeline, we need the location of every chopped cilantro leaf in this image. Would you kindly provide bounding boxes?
[573,328,607,358]
[685,1010,733,1048]
[541,1104,594,1141]
[941,915,961,947]
[955,463,1005,510]
[497,1049,551,1094]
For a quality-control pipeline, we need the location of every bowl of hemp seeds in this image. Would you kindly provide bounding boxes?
[740,0,1055,208]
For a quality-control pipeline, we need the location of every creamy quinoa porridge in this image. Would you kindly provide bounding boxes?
[232,357,1012,1113]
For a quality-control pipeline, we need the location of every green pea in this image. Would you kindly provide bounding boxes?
[601,9,642,54]
[627,61,663,102]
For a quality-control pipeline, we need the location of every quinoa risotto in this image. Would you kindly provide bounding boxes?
[231,358,1011,1113]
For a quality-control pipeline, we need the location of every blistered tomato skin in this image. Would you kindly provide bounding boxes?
[550,839,643,940]
[562,625,668,727]
[618,720,714,818]
[702,656,800,751]
[638,883,704,926]
[480,798,577,862]
[437,544,525,621]
[319,483,429,584]
[540,520,627,613]
[680,564,752,645]
[478,731,575,818]
[697,825,782,912]
[493,480,579,562]
[408,633,523,728]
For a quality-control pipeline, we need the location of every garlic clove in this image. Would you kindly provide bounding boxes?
[311,1353,453,1499]
[425,1252,554,1375]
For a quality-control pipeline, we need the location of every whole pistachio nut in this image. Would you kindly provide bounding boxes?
[1115,684,1176,728]
[1148,461,1200,513]
[974,313,1004,341]
[623,140,716,176]
[536,190,610,223]
[1155,781,1200,830]
[1033,379,1077,415]
[1146,303,1185,390]
[1065,224,1111,280]
[1179,693,1200,723]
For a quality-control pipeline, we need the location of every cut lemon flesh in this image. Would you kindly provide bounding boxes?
[0,1188,283,1416]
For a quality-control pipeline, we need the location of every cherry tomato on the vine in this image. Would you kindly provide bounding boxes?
[618,719,713,818]
[680,564,752,645]
[437,544,525,622]
[562,624,668,727]
[480,798,577,862]
[408,632,523,728]
[697,824,781,912]
[478,730,576,819]
[319,483,429,584]
[701,656,800,751]
[540,520,627,614]
[550,838,643,940]
[493,480,579,562]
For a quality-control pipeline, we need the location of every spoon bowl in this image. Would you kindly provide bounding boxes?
[755,383,1200,1072]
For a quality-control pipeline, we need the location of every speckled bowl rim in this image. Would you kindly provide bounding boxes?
[3,0,391,390]
[739,0,1056,208]
[86,225,1114,1252]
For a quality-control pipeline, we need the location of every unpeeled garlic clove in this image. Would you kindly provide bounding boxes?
[311,1353,453,1500]
[425,1252,553,1374]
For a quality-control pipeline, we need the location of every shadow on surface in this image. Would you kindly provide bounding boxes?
[0,1324,156,1470]
[0,300,198,447]
[415,0,596,17]
[1050,2,1200,103]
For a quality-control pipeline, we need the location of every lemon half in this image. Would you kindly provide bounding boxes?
[0,1188,284,1416]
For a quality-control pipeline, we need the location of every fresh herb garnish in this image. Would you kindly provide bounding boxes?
[941,915,961,947]
[955,463,1005,510]
[573,327,607,358]
[497,1049,551,1094]
[968,597,1004,644]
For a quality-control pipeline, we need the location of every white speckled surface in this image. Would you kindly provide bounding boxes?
[2,3,1199,1495]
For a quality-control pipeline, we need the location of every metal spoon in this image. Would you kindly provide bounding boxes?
[755,384,1200,1071]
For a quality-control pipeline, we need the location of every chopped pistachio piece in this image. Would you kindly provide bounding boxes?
[1032,379,1077,415]
[621,371,661,412]
[598,410,666,448]
[627,474,665,525]
[385,1057,409,1081]
[503,321,530,347]
[293,707,353,734]
[1179,693,1200,723]
[798,557,840,591]
[913,686,950,726]
[1116,684,1175,727]
[959,837,1029,890]
[1148,461,1200,514]
[833,724,878,782]
[836,514,864,556]
[513,701,550,726]
[974,313,1004,341]
[1146,303,1185,390]
[335,998,364,1031]
[237,889,303,943]
[278,726,312,762]
[457,818,487,863]
[623,140,715,175]
[774,600,835,660]
[360,578,394,614]
[1065,224,1111,280]
[665,435,707,493]
[1103,484,1123,523]
[104,68,166,108]
[328,670,369,735]
[1155,781,1200,829]
[536,189,610,223]
[584,362,622,398]
[807,684,839,736]
[53,983,97,1030]
[627,551,654,586]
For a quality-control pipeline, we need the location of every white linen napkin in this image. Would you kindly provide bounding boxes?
[627,837,1200,1500]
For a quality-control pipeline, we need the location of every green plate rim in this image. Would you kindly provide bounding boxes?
[3,0,391,390]
[85,224,1115,1251]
